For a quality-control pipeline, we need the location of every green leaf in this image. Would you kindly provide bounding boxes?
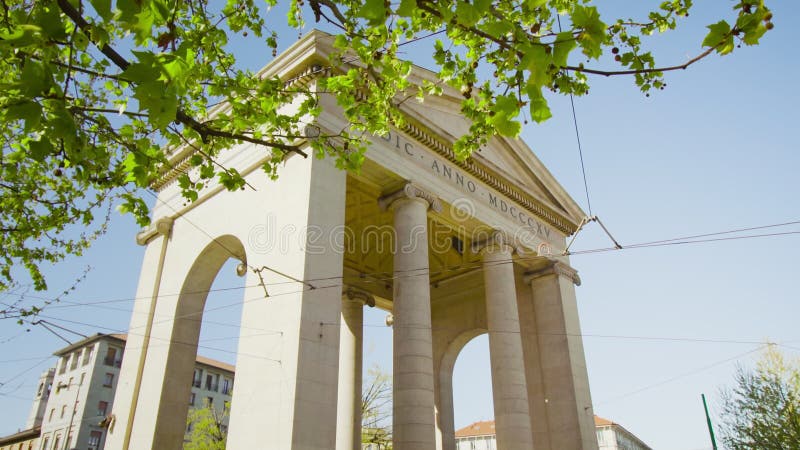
[396,0,416,17]
[571,5,607,59]
[28,139,54,162]
[7,101,42,132]
[553,31,576,67]
[455,1,480,27]
[527,0,547,9]
[528,88,552,123]
[489,95,522,137]
[356,0,387,26]
[702,20,734,54]
[90,0,113,20]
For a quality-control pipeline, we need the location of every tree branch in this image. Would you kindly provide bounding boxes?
[54,0,308,158]
[565,45,718,76]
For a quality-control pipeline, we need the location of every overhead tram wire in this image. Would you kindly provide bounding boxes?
[595,345,768,406]
[2,218,797,322]
[556,15,593,217]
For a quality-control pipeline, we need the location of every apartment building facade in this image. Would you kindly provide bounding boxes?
[0,333,234,450]
[454,416,653,450]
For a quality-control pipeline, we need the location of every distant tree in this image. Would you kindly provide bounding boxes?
[718,346,800,450]
[362,365,392,449]
[184,402,228,450]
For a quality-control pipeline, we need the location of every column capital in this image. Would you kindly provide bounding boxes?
[378,182,443,213]
[135,217,174,246]
[524,260,581,286]
[343,287,376,308]
[472,229,520,257]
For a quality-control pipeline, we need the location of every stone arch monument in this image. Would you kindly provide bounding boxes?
[104,30,598,450]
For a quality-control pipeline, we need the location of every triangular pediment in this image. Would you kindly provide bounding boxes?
[235,30,585,231]
[397,69,585,226]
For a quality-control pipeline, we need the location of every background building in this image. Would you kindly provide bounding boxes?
[0,333,234,450]
[454,416,652,450]
[594,416,653,450]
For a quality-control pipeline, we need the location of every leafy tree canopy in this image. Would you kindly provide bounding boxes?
[0,0,774,294]
[185,402,229,450]
[719,346,800,450]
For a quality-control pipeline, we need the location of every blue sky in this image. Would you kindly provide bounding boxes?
[1,2,798,450]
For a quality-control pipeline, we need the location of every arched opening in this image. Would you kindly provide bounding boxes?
[451,334,495,450]
[153,235,246,449]
[362,305,394,448]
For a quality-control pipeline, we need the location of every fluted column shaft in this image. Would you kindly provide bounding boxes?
[391,196,436,450]
[336,292,367,450]
[481,243,534,450]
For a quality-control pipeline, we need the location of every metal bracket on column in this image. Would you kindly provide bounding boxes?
[524,259,582,286]
[135,217,174,246]
[378,182,443,213]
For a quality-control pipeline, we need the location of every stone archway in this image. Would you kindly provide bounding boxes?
[151,235,245,449]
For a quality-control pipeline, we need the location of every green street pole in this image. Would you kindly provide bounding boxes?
[702,393,718,450]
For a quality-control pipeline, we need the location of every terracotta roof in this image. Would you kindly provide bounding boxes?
[195,355,235,374]
[455,420,496,438]
[594,415,614,427]
[456,416,614,439]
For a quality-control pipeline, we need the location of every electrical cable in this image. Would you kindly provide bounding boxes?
[595,345,766,406]
[556,15,593,216]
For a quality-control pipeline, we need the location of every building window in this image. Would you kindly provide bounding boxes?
[37,382,44,397]
[67,377,73,390]
[104,347,120,367]
[189,392,196,406]
[205,373,218,391]
[48,408,54,422]
[98,401,109,416]
[79,372,85,387]
[60,404,67,418]
[69,352,79,370]
[52,434,61,450]
[206,396,213,407]
[40,436,49,450]
[103,372,114,388]
[88,431,102,450]
[58,357,67,374]
[192,369,202,388]
[83,344,94,366]
[221,378,231,395]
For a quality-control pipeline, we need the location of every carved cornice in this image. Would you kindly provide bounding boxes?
[378,182,443,213]
[343,287,376,307]
[524,260,581,286]
[396,116,577,235]
[135,217,174,246]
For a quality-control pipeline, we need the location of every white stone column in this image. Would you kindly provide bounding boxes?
[526,261,598,450]
[336,288,374,450]
[475,232,534,450]
[379,183,441,450]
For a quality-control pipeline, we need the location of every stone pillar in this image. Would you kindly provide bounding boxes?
[379,183,441,450]
[336,288,374,450]
[474,232,534,450]
[526,261,598,450]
